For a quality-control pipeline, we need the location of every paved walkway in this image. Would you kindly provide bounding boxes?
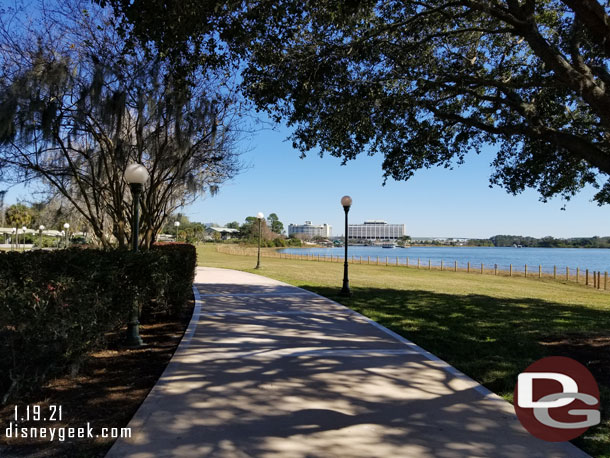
[107,267,588,458]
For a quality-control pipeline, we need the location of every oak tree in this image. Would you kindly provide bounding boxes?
[0,1,241,248]
[102,0,610,205]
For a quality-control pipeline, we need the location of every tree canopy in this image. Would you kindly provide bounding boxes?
[0,1,242,247]
[101,0,610,205]
[267,213,284,234]
[5,203,31,228]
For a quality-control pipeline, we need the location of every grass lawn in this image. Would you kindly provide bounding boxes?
[198,243,610,457]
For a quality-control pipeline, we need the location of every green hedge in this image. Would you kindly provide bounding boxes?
[0,244,196,404]
[149,242,197,317]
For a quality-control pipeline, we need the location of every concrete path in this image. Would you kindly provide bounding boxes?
[107,267,588,458]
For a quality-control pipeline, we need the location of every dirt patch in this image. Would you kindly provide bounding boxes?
[0,298,194,458]
[540,333,610,387]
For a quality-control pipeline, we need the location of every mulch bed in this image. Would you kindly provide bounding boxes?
[0,297,194,458]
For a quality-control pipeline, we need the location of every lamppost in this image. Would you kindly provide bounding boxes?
[174,221,180,242]
[255,212,264,269]
[125,163,149,253]
[63,223,70,248]
[340,195,352,296]
[124,163,150,347]
[39,225,45,249]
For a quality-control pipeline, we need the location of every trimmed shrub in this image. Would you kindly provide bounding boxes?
[150,242,197,316]
[0,244,197,404]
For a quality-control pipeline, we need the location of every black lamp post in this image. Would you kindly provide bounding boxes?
[39,225,45,249]
[63,223,70,248]
[124,163,149,347]
[22,226,28,250]
[174,221,180,242]
[255,212,264,269]
[340,195,352,296]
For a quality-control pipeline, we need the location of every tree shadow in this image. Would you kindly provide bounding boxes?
[104,282,593,457]
[303,285,610,395]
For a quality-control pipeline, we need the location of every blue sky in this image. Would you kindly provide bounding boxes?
[4,120,610,238]
[180,121,610,238]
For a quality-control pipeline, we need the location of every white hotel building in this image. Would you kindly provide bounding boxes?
[348,220,406,241]
[288,221,332,238]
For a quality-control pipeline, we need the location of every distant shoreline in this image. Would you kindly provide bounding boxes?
[282,244,610,249]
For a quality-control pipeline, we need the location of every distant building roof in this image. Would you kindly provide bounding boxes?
[0,227,64,236]
[207,227,240,233]
[363,220,388,224]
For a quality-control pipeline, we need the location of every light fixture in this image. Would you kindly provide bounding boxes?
[124,163,150,347]
[340,196,352,296]
[38,225,45,249]
[255,212,264,269]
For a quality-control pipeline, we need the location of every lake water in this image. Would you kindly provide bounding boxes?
[278,246,610,274]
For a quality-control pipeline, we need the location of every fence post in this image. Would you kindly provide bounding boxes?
[538,265,541,278]
[396,256,399,266]
[360,255,362,264]
[605,272,608,290]
[525,264,527,278]
[553,265,556,279]
[441,260,443,271]
[494,264,497,275]
[467,261,470,273]
[406,257,409,267]
[377,256,379,265]
[368,256,370,264]
[566,266,569,281]
[481,263,483,274]
[586,269,589,286]
[594,271,598,289]
[597,271,601,289]
[455,261,457,272]
[428,259,431,270]
[418,258,420,269]
[597,271,602,289]
[509,264,512,276]
[577,267,580,283]
[385,256,388,266]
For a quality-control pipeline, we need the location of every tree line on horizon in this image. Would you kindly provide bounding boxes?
[466,235,610,248]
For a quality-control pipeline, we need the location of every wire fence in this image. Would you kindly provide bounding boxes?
[215,245,609,291]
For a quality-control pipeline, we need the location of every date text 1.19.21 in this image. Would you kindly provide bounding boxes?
[14,405,63,422]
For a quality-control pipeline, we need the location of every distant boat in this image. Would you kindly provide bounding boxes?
[382,243,396,248]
